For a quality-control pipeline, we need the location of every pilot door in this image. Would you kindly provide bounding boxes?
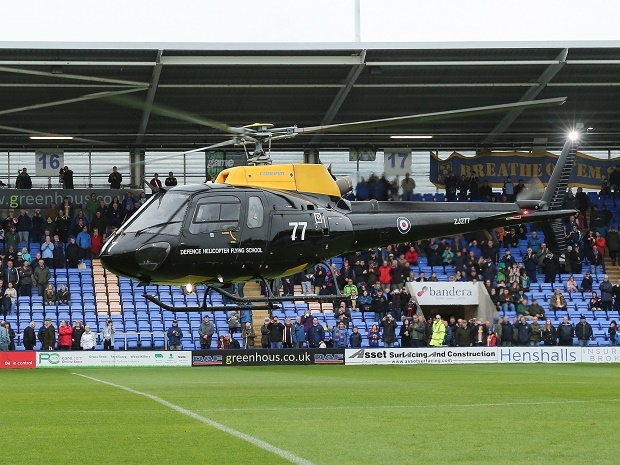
[183,192,268,280]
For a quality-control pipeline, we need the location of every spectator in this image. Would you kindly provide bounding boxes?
[102,320,115,350]
[66,237,80,268]
[529,317,542,346]
[588,247,604,276]
[85,193,99,222]
[575,316,593,347]
[227,333,240,349]
[580,271,593,292]
[292,316,305,348]
[306,317,325,348]
[588,292,602,311]
[33,260,51,297]
[217,335,228,350]
[17,260,33,297]
[0,321,9,351]
[380,313,398,347]
[165,171,178,187]
[42,318,56,350]
[260,317,270,348]
[167,320,183,350]
[108,166,122,189]
[23,321,37,350]
[444,171,458,201]
[565,275,578,293]
[3,282,17,315]
[81,325,96,350]
[32,210,44,244]
[349,325,362,348]
[331,321,349,348]
[41,237,54,268]
[557,317,574,346]
[400,173,415,201]
[242,322,255,349]
[90,229,103,259]
[428,314,445,347]
[57,284,70,305]
[500,316,514,346]
[15,168,32,189]
[528,299,545,319]
[368,324,380,347]
[599,275,613,311]
[150,173,163,188]
[515,316,532,346]
[75,226,91,260]
[411,315,427,347]
[71,320,85,350]
[43,284,56,306]
[227,310,239,334]
[542,319,557,346]
[199,316,215,349]
[455,320,472,347]
[282,317,294,348]
[267,316,285,349]
[399,318,413,347]
[607,226,619,266]
[549,288,568,311]
[609,320,618,346]
[60,166,74,189]
[57,319,72,350]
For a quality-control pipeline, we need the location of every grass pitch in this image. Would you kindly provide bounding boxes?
[3,364,619,465]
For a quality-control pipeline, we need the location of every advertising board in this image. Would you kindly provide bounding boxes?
[496,347,581,364]
[408,282,479,305]
[344,347,497,365]
[36,351,192,368]
[192,349,345,366]
[0,351,37,369]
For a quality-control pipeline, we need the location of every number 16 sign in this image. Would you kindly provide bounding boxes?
[383,149,412,176]
[35,149,64,177]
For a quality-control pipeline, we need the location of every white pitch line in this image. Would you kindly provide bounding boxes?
[200,398,620,412]
[71,373,315,465]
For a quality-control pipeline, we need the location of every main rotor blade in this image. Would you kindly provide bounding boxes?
[291,97,567,134]
[102,94,247,136]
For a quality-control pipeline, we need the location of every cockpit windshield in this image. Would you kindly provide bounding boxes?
[123,193,190,236]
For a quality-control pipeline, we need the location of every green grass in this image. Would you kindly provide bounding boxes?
[3,364,620,464]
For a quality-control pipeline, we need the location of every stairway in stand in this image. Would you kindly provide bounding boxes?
[244,281,268,346]
[603,248,620,284]
[92,259,121,315]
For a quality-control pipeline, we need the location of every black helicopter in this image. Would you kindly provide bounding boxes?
[99,97,578,312]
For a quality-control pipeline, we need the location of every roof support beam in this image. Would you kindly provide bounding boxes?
[310,51,366,145]
[0,66,149,87]
[482,48,568,146]
[136,50,163,145]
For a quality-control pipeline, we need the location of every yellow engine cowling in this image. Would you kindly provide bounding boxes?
[215,164,344,197]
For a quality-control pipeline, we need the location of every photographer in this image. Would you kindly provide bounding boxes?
[167,320,184,350]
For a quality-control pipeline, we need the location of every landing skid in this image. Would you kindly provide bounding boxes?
[143,279,344,313]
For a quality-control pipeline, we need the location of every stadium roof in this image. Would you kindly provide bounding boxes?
[1,42,619,153]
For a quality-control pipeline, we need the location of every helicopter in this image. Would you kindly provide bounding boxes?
[98,96,579,312]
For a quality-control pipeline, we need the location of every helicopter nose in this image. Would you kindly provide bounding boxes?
[135,242,172,271]
[100,241,171,279]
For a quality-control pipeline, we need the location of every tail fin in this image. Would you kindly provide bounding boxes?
[538,138,578,252]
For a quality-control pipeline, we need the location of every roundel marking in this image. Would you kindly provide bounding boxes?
[397,216,411,234]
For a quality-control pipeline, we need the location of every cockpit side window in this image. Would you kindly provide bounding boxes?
[190,196,241,234]
[247,196,264,229]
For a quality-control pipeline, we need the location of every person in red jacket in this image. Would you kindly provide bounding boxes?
[90,228,104,258]
[378,260,393,292]
[58,319,73,350]
[405,245,419,266]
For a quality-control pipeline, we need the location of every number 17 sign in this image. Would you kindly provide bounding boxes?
[35,149,64,177]
[383,149,412,176]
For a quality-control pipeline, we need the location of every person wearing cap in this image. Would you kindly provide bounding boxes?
[260,317,271,348]
[575,316,593,347]
[167,320,183,350]
[42,318,56,350]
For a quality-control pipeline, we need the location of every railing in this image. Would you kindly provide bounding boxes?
[14,331,171,350]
